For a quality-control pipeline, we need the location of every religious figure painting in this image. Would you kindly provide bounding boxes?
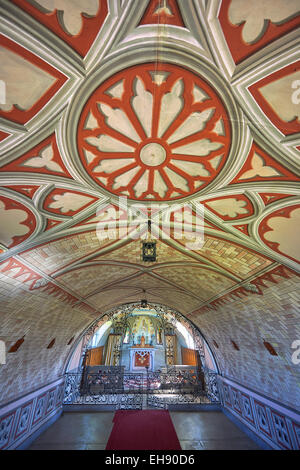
[131,315,155,345]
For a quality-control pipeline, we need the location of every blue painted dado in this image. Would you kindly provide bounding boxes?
[0,378,64,450]
[218,376,300,450]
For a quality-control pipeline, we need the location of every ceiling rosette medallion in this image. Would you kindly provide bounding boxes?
[76,63,232,201]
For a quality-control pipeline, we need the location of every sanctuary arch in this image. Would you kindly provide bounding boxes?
[67,302,217,375]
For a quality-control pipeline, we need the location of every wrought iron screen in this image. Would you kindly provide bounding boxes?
[63,366,220,409]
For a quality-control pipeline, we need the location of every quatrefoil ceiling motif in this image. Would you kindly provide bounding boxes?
[77,64,231,201]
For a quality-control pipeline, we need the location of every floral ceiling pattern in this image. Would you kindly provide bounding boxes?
[77,63,231,200]
[0,0,299,315]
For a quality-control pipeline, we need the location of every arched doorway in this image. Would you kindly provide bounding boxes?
[63,302,220,410]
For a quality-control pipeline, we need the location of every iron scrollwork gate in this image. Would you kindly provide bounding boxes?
[63,366,220,409]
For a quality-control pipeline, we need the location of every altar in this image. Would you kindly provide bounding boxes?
[129,347,155,371]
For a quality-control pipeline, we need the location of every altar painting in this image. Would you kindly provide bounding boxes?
[132,316,155,345]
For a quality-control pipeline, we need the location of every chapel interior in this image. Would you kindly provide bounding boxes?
[0,0,299,451]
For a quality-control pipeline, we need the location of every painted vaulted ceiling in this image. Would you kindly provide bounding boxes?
[0,0,299,318]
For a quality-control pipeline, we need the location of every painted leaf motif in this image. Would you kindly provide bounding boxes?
[24,145,64,173]
[239,153,281,179]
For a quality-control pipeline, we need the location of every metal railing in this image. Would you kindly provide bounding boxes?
[63,367,220,409]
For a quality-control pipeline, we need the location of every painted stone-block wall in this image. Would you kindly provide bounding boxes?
[190,273,300,410]
[0,268,96,407]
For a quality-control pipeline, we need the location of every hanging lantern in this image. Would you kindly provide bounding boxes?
[141,219,157,262]
[142,241,156,262]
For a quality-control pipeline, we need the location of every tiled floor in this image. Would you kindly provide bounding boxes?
[28,410,261,450]
[29,412,115,450]
[170,411,260,450]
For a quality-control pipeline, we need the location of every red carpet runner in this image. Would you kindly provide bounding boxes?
[105,410,182,450]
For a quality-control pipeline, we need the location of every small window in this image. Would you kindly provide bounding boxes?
[123,328,130,344]
[213,340,219,349]
[8,336,25,353]
[47,338,56,349]
[263,341,278,356]
[67,336,74,346]
[231,340,240,351]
